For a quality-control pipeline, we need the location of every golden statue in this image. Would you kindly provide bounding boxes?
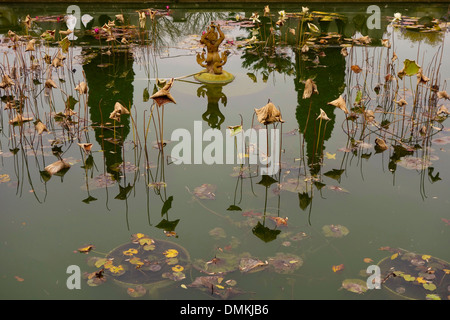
[195,23,234,84]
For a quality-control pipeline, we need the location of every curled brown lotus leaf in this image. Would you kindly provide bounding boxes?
[109,102,130,122]
[0,75,15,88]
[340,47,348,57]
[364,109,375,123]
[316,108,330,121]
[8,30,19,42]
[9,114,33,125]
[75,82,88,94]
[436,105,449,116]
[24,15,34,29]
[35,121,48,134]
[150,78,176,107]
[301,44,309,53]
[254,101,284,125]
[375,137,388,150]
[381,39,391,48]
[302,79,319,99]
[78,143,93,154]
[25,39,36,52]
[45,78,57,89]
[59,29,73,36]
[115,14,124,23]
[392,52,398,63]
[395,99,407,107]
[437,91,449,100]
[417,68,430,85]
[327,95,348,114]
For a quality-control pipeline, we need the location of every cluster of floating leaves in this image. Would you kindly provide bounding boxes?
[378,248,450,300]
[81,233,189,296]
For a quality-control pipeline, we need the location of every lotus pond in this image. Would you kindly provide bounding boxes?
[0,2,450,300]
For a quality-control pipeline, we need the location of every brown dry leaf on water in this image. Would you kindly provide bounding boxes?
[332,264,345,273]
[77,245,95,254]
[302,79,319,99]
[14,276,24,282]
[269,216,288,227]
[254,101,284,125]
[327,95,349,114]
[150,78,177,107]
[45,160,71,175]
[351,65,362,74]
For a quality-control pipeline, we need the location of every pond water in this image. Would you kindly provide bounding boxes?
[0,3,449,300]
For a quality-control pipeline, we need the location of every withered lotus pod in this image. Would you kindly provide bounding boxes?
[302,79,319,99]
[327,95,349,114]
[254,101,285,125]
[150,78,176,107]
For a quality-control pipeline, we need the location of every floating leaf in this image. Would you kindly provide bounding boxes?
[163,249,179,258]
[268,252,303,274]
[127,285,146,298]
[322,224,349,238]
[332,264,345,272]
[193,184,216,200]
[341,279,368,294]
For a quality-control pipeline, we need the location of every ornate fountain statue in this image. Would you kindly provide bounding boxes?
[195,23,234,84]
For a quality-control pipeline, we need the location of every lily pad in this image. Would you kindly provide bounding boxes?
[322,224,349,238]
[193,251,241,275]
[268,252,303,274]
[341,279,369,294]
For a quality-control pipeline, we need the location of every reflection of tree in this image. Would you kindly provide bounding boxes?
[295,47,346,175]
[197,83,227,129]
[82,48,134,180]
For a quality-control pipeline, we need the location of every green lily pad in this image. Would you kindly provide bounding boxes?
[322,224,349,238]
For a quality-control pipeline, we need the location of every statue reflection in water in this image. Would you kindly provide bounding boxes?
[197,83,227,130]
